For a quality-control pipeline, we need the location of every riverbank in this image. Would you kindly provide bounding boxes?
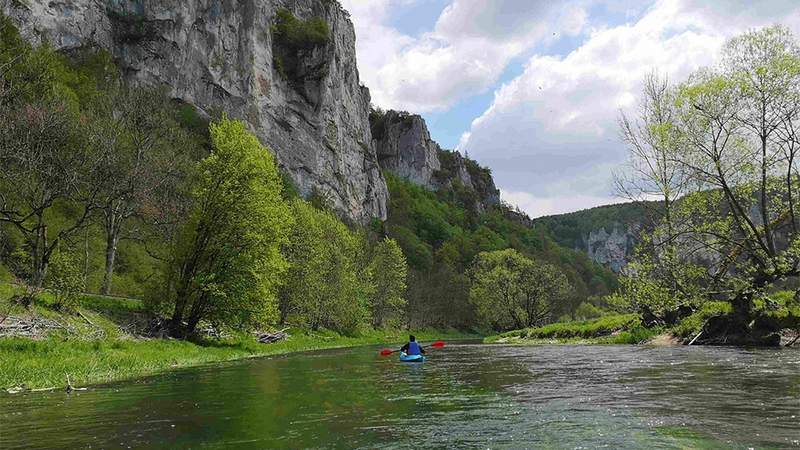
[484,314,663,345]
[484,304,800,346]
[0,284,478,391]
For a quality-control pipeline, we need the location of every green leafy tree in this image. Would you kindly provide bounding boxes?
[0,99,104,295]
[90,85,195,296]
[280,199,371,334]
[47,246,86,312]
[620,26,800,342]
[469,249,573,331]
[164,118,292,336]
[369,237,407,327]
[0,22,106,298]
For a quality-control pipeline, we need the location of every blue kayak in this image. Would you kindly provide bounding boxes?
[399,352,426,362]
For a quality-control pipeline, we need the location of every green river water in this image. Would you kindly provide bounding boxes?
[1,343,799,449]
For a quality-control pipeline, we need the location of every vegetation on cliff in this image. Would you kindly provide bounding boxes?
[533,202,655,250]
[271,8,330,82]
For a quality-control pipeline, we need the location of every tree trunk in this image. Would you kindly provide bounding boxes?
[30,264,46,290]
[30,223,48,290]
[186,313,201,335]
[731,292,754,330]
[101,232,120,296]
[101,211,121,296]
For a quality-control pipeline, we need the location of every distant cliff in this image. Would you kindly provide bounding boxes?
[534,203,654,272]
[2,0,387,223]
[371,108,500,211]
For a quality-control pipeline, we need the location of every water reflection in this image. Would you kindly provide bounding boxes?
[1,344,798,448]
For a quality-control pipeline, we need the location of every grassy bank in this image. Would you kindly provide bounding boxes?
[0,284,477,391]
[484,314,662,345]
[485,291,800,346]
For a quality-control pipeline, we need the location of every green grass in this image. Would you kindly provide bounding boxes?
[484,314,659,345]
[0,263,13,283]
[671,301,732,340]
[0,283,478,390]
[0,328,475,390]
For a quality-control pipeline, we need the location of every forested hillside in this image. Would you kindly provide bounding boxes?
[0,15,406,338]
[385,174,618,328]
[534,202,655,251]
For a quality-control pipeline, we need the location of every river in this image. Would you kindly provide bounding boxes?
[1,343,799,448]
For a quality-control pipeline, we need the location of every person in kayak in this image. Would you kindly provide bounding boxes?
[400,335,425,356]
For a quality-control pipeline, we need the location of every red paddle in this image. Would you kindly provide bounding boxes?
[380,340,445,356]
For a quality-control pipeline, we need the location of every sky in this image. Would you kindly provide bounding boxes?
[338,0,800,218]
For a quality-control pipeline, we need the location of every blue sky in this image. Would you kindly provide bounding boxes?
[387,0,648,150]
[340,0,800,217]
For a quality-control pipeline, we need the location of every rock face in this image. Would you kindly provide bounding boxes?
[585,224,639,273]
[371,109,500,209]
[533,203,652,273]
[2,0,387,223]
[372,110,441,189]
[435,148,501,209]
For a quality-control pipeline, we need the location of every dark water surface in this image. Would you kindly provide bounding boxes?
[1,343,799,449]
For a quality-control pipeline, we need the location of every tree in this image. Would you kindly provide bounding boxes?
[615,72,712,322]
[369,237,407,327]
[0,22,107,300]
[280,199,371,334]
[620,26,800,342]
[47,245,86,312]
[91,86,195,295]
[469,249,573,331]
[164,118,292,336]
[616,71,687,255]
[0,100,103,297]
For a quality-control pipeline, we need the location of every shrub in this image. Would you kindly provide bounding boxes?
[272,8,330,51]
[501,314,639,340]
[47,249,85,312]
[671,302,732,339]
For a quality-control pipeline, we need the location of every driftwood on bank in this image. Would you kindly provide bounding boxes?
[785,330,800,347]
[687,330,703,346]
[0,316,75,338]
[65,373,87,393]
[256,328,289,344]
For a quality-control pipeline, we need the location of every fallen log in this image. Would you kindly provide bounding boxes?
[257,328,289,344]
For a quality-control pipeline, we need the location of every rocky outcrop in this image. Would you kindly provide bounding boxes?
[435,149,501,209]
[371,110,441,189]
[533,203,653,272]
[586,224,640,273]
[2,0,387,223]
[371,109,500,210]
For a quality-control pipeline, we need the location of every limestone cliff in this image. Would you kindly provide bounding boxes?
[371,110,441,189]
[2,0,387,223]
[534,203,652,272]
[585,224,640,273]
[371,109,500,210]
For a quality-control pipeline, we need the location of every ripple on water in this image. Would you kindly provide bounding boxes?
[1,343,799,449]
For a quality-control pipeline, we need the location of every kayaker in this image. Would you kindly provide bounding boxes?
[400,335,425,356]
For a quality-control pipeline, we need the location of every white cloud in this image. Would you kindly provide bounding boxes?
[501,189,623,218]
[461,0,800,218]
[342,0,589,112]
